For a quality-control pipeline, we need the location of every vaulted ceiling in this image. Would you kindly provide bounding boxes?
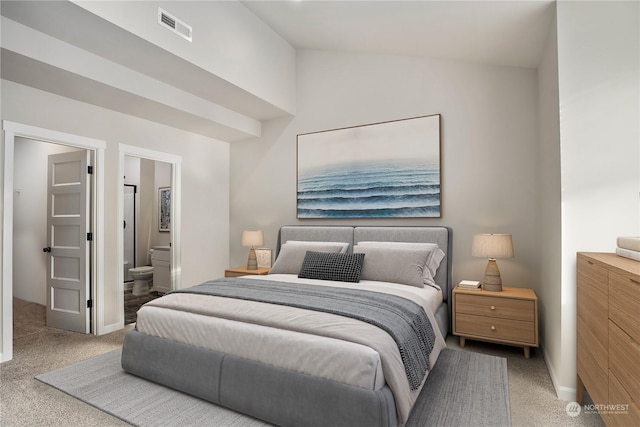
[243,1,555,69]
[1,1,555,141]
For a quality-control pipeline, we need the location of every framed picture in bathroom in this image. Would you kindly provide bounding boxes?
[158,187,171,232]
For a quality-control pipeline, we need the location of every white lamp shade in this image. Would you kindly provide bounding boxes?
[472,234,514,259]
[242,230,264,247]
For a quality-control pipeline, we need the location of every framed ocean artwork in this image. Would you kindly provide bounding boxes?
[296,114,441,219]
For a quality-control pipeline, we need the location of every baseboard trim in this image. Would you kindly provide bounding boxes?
[541,344,575,402]
[100,322,124,335]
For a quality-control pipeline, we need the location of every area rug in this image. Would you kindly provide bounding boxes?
[406,348,511,427]
[36,348,510,427]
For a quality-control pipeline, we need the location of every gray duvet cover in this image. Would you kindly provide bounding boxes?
[173,277,437,390]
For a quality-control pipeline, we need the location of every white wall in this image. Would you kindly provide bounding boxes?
[555,0,640,398]
[152,160,172,249]
[135,158,173,266]
[124,157,172,267]
[2,79,230,330]
[12,138,81,305]
[138,158,155,267]
[231,49,541,294]
[73,0,296,115]
[536,10,564,398]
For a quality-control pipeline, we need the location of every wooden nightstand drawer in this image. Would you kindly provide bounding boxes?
[456,294,534,322]
[456,313,535,344]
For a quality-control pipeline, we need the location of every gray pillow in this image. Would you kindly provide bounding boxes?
[353,245,431,288]
[298,251,365,283]
[285,240,350,253]
[356,241,445,288]
[270,242,346,275]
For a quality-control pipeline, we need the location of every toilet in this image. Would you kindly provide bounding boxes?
[129,266,153,296]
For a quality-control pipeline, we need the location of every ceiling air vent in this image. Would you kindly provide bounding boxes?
[158,8,192,42]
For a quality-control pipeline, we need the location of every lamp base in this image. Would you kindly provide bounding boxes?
[482,258,502,292]
[246,248,258,270]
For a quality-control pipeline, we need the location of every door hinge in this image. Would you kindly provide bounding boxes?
[87,300,93,308]
[87,232,93,241]
[88,166,93,174]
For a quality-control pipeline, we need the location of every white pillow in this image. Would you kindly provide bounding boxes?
[353,245,430,288]
[356,241,445,289]
[285,240,350,253]
[270,242,348,275]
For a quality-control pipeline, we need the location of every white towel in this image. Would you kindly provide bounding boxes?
[616,246,640,261]
[616,236,640,252]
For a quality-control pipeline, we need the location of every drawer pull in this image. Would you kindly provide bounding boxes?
[587,260,594,265]
[630,278,640,286]
[490,305,496,310]
[490,325,496,331]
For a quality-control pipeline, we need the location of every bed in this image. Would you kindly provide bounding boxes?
[121,226,453,427]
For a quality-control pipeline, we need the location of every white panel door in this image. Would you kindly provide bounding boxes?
[45,151,91,333]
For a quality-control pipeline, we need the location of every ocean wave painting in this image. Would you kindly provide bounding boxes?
[297,115,441,219]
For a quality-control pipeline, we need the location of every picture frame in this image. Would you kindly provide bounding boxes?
[296,114,441,219]
[158,187,171,232]
[255,248,272,268]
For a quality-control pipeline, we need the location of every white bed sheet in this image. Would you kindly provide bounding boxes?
[135,274,443,398]
[254,274,443,314]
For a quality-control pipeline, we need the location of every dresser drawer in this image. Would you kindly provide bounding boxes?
[577,320,608,405]
[576,339,608,405]
[577,254,608,289]
[455,294,534,322]
[455,313,535,344]
[609,271,640,342]
[609,320,640,403]
[608,370,640,427]
[577,315,608,374]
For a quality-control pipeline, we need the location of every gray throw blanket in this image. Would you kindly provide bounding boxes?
[172,277,436,389]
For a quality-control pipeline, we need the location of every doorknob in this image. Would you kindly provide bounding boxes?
[43,246,51,253]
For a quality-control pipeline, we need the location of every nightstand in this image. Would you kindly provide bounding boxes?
[224,266,270,277]
[453,286,539,358]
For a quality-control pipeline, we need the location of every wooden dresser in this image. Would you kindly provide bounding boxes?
[576,252,640,426]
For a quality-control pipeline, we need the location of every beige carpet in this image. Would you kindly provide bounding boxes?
[1,298,132,426]
[2,298,605,426]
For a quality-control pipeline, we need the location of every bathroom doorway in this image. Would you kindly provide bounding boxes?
[119,145,181,325]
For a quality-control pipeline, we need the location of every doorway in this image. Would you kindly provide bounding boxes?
[117,144,182,324]
[2,121,106,362]
[122,155,172,324]
[13,138,88,318]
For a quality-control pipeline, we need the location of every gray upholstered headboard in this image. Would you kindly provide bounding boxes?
[278,226,354,251]
[276,225,453,331]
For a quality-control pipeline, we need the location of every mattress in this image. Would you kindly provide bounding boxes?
[135,274,445,423]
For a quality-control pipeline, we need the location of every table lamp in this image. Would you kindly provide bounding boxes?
[242,230,264,270]
[472,234,514,292]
